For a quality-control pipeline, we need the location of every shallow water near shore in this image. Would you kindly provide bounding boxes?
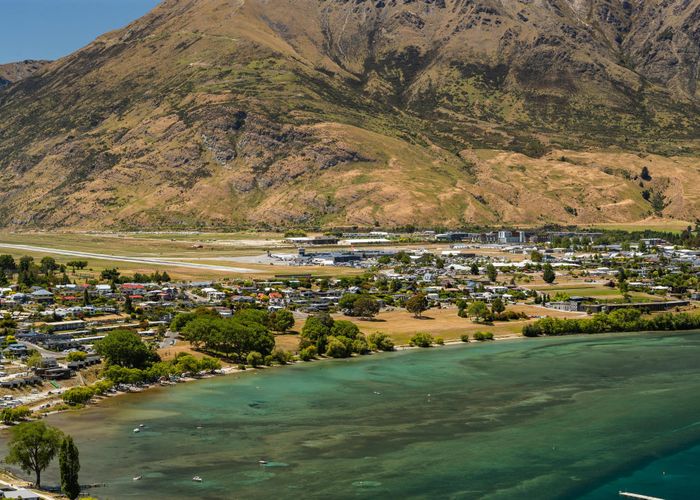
[5,331,700,499]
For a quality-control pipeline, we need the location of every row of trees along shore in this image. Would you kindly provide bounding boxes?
[523,308,700,337]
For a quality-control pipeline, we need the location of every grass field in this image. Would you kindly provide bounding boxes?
[0,232,369,280]
[294,306,584,346]
[586,219,691,234]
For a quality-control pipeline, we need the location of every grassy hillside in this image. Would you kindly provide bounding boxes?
[0,0,699,229]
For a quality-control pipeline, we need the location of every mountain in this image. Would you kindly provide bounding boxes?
[1,0,700,230]
[0,60,49,89]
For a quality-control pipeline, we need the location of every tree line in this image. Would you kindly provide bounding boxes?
[93,328,221,385]
[300,312,394,359]
[523,308,700,337]
[171,308,294,363]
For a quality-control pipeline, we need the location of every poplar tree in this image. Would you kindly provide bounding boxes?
[59,435,81,500]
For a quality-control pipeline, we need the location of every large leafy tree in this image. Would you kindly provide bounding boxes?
[95,329,159,368]
[269,309,295,333]
[352,296,380,319]
[301,313,335,352]
[5,421,64,487]
[59,436,81,500]
[406,293,429,318]
[467,301,490,322]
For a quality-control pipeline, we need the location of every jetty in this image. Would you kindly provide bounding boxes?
[619,492,665,500]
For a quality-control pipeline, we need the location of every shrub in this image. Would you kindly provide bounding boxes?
[65,351,87,362]
[246,351,263,368]
[92,380,113,395]
[352,335,370,355]
[1,406,31,424]
[435,337,445,345]
[409,332,434,348]
[460,334,470,343]
[473,331,495,341]
[270,348,293,365]
[325,337,350,358]
[299,346,318,361]
[367,333,395,351]
[62,386,95,406]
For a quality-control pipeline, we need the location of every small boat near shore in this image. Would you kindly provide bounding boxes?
[133,475,142,481]
[192,476,203,482]
[133,428,140,433]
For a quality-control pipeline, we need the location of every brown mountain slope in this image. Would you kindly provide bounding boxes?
[0,0,699,230]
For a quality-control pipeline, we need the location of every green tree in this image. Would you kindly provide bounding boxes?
[300,313,334,352]
[95,329,158,368]
[470,263,480,275]
[66,351,87,362]
[406,293,429,318]
[530,250,543,263]
[650,190,667,214]
[59,436,81,500]
[100,268,121,282]
[246,351,263,368]
[5,421,64,487]
[40,257,58,274]
[473,331,495,341]
[299,346,318,361]
[486,264,498,283]
[0,255,16,275]
[331,320,360,339]
[467,301,490,322]
[543,264,556,284]
[18,256,33,273]
[325,337,350,358]
[269,309,294,333]
[62,387,95,406]
[409,332,434,348]
[123,295,134,314]
[352,296,380,319]
[26,352,44,370]
[367,333,395,351]
[491,297,506,314]
[338,293,360,312]
[0,406,31,424]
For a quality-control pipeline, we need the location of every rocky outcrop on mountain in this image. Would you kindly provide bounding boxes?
[0,60,50,89]
[0,0,699,229]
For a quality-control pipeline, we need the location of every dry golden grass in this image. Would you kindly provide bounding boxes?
[294,306,585,347]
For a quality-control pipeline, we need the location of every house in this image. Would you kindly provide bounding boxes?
[4,343,28,356]
[95,284,113,295]
[44,320,86,332]
[202,287,226,302]
[547,301,582,312]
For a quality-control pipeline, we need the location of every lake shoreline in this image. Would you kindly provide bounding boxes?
[25,333,527,420]
[4,330,700,499]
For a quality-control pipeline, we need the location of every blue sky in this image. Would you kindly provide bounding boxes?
[0,0,160,64]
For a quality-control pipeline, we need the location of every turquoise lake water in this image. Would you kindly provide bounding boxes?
[6,331,700,499]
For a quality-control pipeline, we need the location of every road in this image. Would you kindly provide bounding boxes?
[159,329,179,349]
[0,242,256,274]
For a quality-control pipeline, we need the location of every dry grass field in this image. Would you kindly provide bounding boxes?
[293,306,585,347]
